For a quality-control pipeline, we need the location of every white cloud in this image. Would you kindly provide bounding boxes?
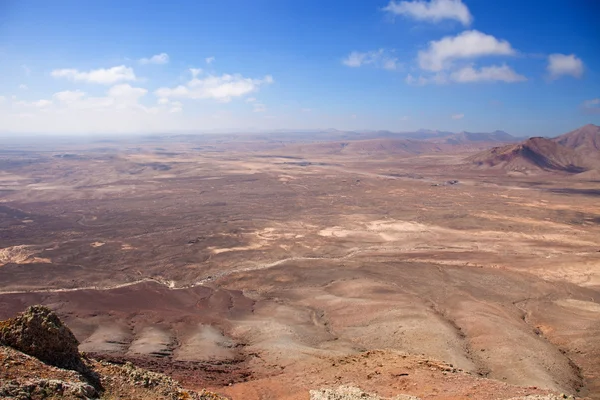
[16,99,52,108]
[53,90,86,103]
[450,64,526,83]
[155,73,274,102]
[47,84,147,111]
[418,30,516,71]
[383,0,472,26]
[253,103,267,113]
[405,72,447,85]
[451,113,464,119]
[245,97,257,103]
[0,96,5,103]
[206,56,215,64]
[51,65,136,84]
[139,53,169,65]
[22,65,31,76]
[168,101,183,113]
[108,84,148,106]
[547,54,583,80]
[190,68,203,78]
[157,97,170,105]
[582,98,600,114]
[35,100,52,108]
[342,49,399,70]
[19,84,28,90]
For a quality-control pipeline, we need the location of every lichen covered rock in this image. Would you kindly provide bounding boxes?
[0,305,82,371]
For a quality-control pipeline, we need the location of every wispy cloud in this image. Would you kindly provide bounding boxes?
[155,73,274,102]
[16,99,53,108]
[53,90,86,103]
[253,103,267,112]
[383,0,472,26]
[582,98,600,114]
[51,65,136,84]
[206,56,215,64]
[190,68,203,78]
[451,113,464,119]
[342,49,399,70]
[139,53,169,65]
[450,64,526,83]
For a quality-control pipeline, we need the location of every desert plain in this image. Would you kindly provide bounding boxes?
[0,131,599,399]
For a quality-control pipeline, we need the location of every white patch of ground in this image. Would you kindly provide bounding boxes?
[0,245,49,265]
[555,299,600,313]
[127,326,173,356]
[80,324,131,353]
[175,325,237,362]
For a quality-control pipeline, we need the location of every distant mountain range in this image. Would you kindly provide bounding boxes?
[467,124,600,176]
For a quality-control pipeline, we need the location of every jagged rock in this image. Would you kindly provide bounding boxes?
[0,305,83,371]
[310,386,420,400]
[0,378,97,399]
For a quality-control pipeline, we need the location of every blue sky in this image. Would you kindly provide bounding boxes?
[1,0,599,136]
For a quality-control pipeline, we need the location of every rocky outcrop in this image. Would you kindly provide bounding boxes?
[0,305,228,399]
[310,386,420,400]
[0,305,82,371]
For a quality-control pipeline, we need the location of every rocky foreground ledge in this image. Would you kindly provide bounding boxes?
[0,305,225,399]
[0,306,582,400]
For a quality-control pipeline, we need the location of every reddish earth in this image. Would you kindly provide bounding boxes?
[1,125,599,399]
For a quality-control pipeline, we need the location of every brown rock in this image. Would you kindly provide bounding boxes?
[0,305,83,372]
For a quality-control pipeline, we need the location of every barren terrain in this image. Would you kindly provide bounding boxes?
[0,132,599,399]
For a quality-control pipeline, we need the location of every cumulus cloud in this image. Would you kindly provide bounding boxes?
[418,30,516,71]
[450,64,526,83]
[582,98,600,114]
[139,53,169,65]
[383,0,472,26]
[206,56,215,64]
[155,73,274,102]
[547,54,583,80]
[342,49,399,70]
[19,84,28,90]
[51,65,136,84]
[451,113,464,119]
[245,97,257,103]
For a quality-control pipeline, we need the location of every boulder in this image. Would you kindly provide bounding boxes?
[0,305,83,371]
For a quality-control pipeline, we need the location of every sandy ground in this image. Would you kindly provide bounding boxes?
[0,137,599,398]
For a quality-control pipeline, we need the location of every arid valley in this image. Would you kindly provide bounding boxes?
[1,126,600,399]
